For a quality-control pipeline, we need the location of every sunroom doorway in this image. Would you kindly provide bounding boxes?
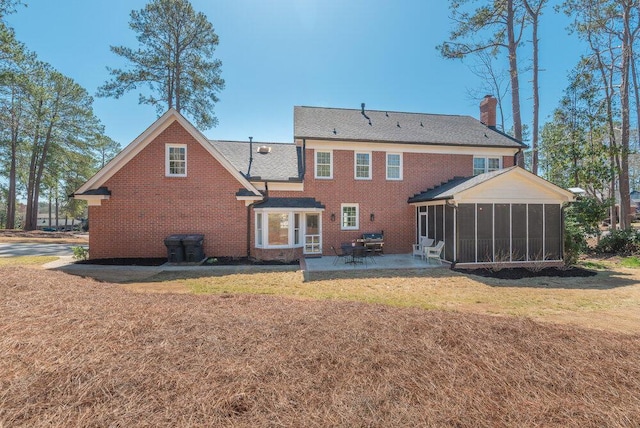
[304,213,321,255]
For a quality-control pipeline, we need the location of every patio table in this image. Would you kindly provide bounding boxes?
[341,244,367,265]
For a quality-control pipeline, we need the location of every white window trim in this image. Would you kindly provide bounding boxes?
[354,152,372,180]
[254,209,323,249]
[166,144,187,177]
[386,152,403,180]
[473,156,501,175]
[315,150,333,179]
[341,203,359,230]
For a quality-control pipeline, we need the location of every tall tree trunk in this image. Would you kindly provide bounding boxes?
[631,43,640,145]
[617,1,633,229]
[524,0,544,175]
[507,0,524,165]
[24,108,42,231]
[48,188,52,230]
[7,84,19,229]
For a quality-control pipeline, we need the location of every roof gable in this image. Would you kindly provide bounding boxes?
[409,167,575,204]
[75,109,261,197]
[294,106,526,148]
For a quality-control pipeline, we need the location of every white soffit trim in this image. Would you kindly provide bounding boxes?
[302,139,519,156]
[74,194,110,206]
[75,109,261,197]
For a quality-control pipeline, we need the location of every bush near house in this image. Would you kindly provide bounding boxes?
[596,228,640,255]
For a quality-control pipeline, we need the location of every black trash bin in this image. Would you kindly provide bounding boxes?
[164,234,186,263]
[183,234,205,263]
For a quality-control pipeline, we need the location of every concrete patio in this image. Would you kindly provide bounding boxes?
[302,253,447,274]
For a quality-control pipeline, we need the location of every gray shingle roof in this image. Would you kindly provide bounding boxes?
[408,167,516,203]
[211,140,301,181]
[294,106,525,148]
[254,197,325,209]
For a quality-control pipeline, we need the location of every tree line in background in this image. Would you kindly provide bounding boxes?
[0,0,223,231]
[0,1,119,230]
[440,0,640,230]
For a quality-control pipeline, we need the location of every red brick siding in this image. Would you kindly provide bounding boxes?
[267,149,473,255]
[89,121,248,260]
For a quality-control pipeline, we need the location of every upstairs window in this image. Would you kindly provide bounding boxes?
[473,156,501,176]
[355,152,371,179]
[315,150,333,179]
[386,153,402,180]
[166,144,187,177]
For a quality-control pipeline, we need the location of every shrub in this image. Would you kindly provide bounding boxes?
[564,214,587,266]
[71,246,89,261]
[596,228,640,255]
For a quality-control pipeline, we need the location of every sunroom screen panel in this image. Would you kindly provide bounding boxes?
[528,204,544,260]
[457,204,476,263]
[545,204,561,260]
[477,204,493,263]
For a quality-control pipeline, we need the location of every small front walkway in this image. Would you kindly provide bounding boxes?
[303,253,446,274]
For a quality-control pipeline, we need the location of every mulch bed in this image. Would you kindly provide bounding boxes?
[76,257,299,266]
[455,266,597,280]
[76,258,167,266]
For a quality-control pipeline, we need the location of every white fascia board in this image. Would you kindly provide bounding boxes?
[252,181,304,192]
[254,207,325,213]
[303,139,519,157]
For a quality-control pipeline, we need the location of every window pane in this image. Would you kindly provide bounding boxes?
[488,158,500,171]
[356,153,370,178]
[316,152,331,177]
[168,146,186,175]
[387,154,400,179]
[473,158,485,175]
[342,205,357,228]
[256,213,263,246]
[268,213,289,246]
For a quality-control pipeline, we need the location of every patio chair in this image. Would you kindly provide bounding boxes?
[423,241,445,263]
[331,246,347,265]
[412,237,434,258]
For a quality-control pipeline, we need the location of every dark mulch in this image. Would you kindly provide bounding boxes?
[205,257,299,266]
[454,266,597,280]
[76,257,299,267]
[76,258,167,266]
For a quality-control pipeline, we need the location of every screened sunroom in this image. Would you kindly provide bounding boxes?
[408,167,575,268]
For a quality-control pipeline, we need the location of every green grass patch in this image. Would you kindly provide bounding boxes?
[579,260,609,270]
[0,255,59,266]
[620,256,640,268]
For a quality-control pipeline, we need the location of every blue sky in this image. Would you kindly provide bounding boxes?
[6,0,587,146]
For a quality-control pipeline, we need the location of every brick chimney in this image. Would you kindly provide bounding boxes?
[480,95,497,128]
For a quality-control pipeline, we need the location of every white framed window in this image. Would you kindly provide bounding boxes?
[341,203,359,230]
[166,144,187,177]
[473,156,501,176]
[386,153,402,180]
[315,150,333,179]
[354,152,371,179]
[256,213,263,246]
[267,213,289,246]
[255,210,323,249]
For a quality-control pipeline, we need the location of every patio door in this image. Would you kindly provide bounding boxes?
[304,213,321,254]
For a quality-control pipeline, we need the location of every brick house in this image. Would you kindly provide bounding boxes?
[74,96,574,266]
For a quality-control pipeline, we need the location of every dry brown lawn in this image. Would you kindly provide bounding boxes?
[0,230,87,245]
[121,264,640,334]
[2,266,640,427]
